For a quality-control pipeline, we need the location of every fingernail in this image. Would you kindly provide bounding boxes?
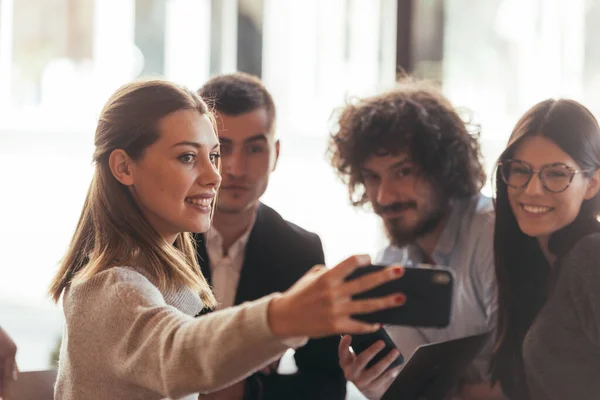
[393,267,404,275]
[395,294,406,305]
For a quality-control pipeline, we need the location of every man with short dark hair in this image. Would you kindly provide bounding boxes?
[329,80,501,399]
[195,73,346,400]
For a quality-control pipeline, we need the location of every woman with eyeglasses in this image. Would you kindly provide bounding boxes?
[491,99,600,400]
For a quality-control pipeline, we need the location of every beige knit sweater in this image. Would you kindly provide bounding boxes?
[54,267,306,400]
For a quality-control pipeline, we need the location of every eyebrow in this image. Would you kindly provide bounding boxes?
[512,159,573,169]
[219,134,268,144]
[172,141,220,150]
[388,159,411,170]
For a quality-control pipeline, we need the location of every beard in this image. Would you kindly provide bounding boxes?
[377,195,450,248]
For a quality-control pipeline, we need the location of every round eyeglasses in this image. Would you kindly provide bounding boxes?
[498,159,591,193]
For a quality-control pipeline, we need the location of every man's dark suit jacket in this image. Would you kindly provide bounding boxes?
[195,203,346,400]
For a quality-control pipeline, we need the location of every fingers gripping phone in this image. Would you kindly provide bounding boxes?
[350,328,404,371]
[345,264,454,328]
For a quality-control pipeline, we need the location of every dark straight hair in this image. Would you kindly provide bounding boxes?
[198,72,276,132]
[491,99,600,399]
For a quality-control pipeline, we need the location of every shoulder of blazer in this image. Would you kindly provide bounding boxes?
[253,203,323,259]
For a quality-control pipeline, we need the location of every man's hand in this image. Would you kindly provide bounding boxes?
[338,334,401,400]
[0,327,18,399]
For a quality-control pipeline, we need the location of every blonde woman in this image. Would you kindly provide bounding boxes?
[49,79,406,400]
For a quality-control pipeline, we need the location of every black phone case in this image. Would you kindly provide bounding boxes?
[351,328,404,371]
[345,265,454,327]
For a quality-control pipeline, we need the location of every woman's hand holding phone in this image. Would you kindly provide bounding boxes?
[268,255,406,339]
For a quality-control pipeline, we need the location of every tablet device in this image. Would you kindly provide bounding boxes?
[350,328,404,371]
[381,332,491,400]
[345,265,454,327]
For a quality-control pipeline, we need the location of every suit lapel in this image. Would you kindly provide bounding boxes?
[194,233,212,286]
[196,204,278,305]
[234,204,272,304]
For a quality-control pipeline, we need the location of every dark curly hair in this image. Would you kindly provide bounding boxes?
[328,79,486,206]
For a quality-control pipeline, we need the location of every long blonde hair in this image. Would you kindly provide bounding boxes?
[49,79,217,308]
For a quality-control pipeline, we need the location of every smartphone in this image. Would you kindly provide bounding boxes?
[345,264,454,327]
[350,328,404,371]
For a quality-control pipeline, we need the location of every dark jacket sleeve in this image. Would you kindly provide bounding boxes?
[256,234,347,400]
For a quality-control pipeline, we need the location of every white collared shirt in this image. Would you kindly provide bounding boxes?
[206,212,309,348]
[206,217,256,310]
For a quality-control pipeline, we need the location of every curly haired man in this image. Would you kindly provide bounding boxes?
[329,79,502,400]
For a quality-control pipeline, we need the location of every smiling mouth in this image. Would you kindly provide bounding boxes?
[521,203,554,215]
[185,197,212,207]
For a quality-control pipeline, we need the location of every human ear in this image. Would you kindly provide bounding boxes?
[108,149,135,186]
[584,169,600,200]
[272,139,280,172]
